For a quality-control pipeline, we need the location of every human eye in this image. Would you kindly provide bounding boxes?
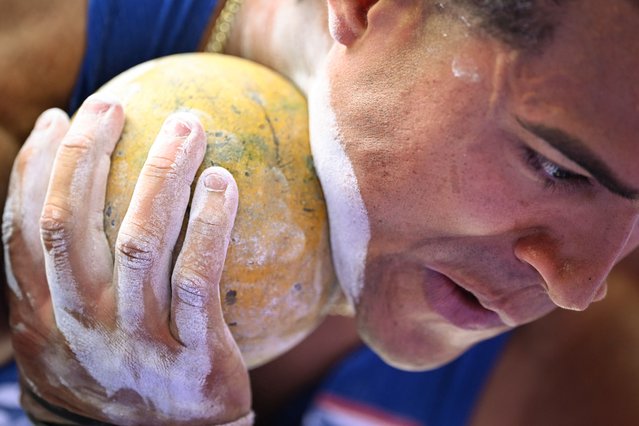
[522,147,592,191]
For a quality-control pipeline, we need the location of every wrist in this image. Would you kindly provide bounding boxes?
[215,411,254,426]
[23,386,255,426]
[22,386,113,425]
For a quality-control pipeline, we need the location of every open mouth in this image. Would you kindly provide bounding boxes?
[422,269,505,330]
[458,285,481,305]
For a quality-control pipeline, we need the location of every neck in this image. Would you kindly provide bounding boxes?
[226,0,333,94]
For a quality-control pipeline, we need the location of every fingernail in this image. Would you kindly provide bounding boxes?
[166,118,193,137]
[204,172,228,192]
[86,93,119,114]
[34,112,53,131]
[165,112,199,138]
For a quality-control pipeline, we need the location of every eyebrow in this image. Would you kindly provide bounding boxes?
[515,117,639,200]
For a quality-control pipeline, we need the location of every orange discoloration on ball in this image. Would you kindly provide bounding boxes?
[100,53,337,367]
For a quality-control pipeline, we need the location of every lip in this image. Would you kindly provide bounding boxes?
[421,268,506,330]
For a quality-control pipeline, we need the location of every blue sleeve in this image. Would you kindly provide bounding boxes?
[0,362,30,425]
[292,332,511,426]
[68,0,219,113]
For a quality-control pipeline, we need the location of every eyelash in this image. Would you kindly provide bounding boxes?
[522,147,592,191]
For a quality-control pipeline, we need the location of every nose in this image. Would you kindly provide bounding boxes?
[514,215,638,311]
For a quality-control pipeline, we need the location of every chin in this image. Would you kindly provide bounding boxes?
[358,319,508,372]
[375,346,470,372]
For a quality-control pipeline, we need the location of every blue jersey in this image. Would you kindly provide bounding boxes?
[68,0,220,113]
[277,333,510,426]
[0,361,30,425]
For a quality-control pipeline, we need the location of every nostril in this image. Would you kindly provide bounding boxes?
[592,281,608,302]
[547,295,584,311]
[514,231,615,311]
[513,231,559,292]
[547,285,598,312]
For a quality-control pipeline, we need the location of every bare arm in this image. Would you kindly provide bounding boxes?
[0,0,86,142]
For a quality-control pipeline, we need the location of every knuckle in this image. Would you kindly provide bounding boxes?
[1,209,18,247]
[173,269,210,308]
[15,145,38,168]
[142,156,181,181]
[61,132,94,155]
[115,228,158,269]
[189,213,230,237]
[39,203,74,251]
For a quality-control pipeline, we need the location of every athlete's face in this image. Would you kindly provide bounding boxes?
[310,0,639,369]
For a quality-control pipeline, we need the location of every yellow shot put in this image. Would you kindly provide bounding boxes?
[99,53,337,368]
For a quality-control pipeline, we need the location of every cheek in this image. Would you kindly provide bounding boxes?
[355,259,451,367]
[349,124,528,244]
[328,84,522,242]
[356,256,506,369]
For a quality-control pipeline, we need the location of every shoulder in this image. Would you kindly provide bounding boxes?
[0,0,86,144]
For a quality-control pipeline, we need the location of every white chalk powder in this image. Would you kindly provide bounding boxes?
[308,68,371,305]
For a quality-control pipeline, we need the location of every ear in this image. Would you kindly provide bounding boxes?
[326,0,380,46]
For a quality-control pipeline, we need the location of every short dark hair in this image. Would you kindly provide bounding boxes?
[448,0,565,50]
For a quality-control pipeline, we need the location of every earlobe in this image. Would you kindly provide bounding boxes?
[326,0,379,46]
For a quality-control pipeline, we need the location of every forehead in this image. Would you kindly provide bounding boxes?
[513,1,639,114]
[326,1,639,142]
